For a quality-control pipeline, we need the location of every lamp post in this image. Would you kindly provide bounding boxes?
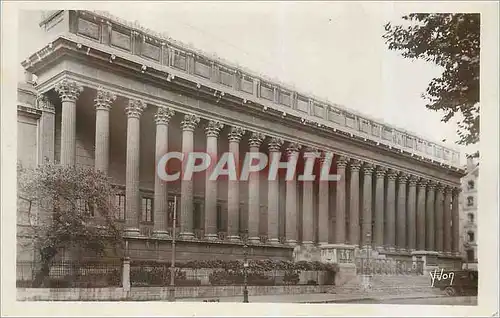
[243,240,249,303]
[168,196,177,302]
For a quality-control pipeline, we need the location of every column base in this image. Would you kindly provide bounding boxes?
[397,247,408,253]
[227,235,241,242]
[179,232,195,240]
[204,234,218,241]
[152,230,170,239]
[286,239,297,246]
[387,246,396,252]
[375,246,385,253]
[123,228,141,237]
[267,238,280,244]
[301,241,314,246]
[248,236,260,244]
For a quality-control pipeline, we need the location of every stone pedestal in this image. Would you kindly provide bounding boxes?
[411,250,439,275]
[293,244,321,262]
[319,244,356,264]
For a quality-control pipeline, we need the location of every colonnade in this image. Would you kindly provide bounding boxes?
[41,79,461,255]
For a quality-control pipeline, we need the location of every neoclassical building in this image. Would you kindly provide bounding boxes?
[17,10,465,268]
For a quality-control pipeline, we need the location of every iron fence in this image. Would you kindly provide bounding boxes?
[129,263,334,287]
[355,257,424,275]
[16,261,122,288]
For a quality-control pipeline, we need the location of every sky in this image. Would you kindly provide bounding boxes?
[18,3,479,163]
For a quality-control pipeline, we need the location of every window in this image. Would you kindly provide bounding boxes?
[141,197,153,223]
[216,205,223,232]
[468,213,474,223]
[114,194,126,220]
[77,199,94,217]
[467,180,475,190]
[466,249,475,262]
[193,202,202,229]
[467,231,475,243]
[467,196,474,207]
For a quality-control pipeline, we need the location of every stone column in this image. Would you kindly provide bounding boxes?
[302,148,318,245]
[451,187,460,255]
[204,120,224,240]
[443,186,452,254]
[361,163,374,247]
[227,126,245,241]
[335,156,348,244]
[416,178,427,250]
[348,159,361,246]
[37,94,56,164]
[374,166,387,249]
[318,152,332,245]
[434,183,445,253]
[124,99,147,236]
[396,173,408,251]
[247,132,265,244]
[268,137,284,244]
[54,79,83,166]
[179,114,200,239]
[152,107,175,238]
[385,169,397,251]
[285,143,301,245]
[426,181,436,251]
[407,176,418,251]
[94,88,116,173]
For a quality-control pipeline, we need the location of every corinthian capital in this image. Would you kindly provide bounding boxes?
[125,99,147,118]
[408,175,419,186]
[375,165,387,178]
[154,107,175,125]
[94,88,116,111]
[398,172,409,184]
[417,178,429,188]
[228,126,245,143]
[205,120,224,137]
[55,79,83,102]
[336,155,349,169]
[286,142,301,156]
[37,94,55,113]
[363,163,375,175]
[268,137,284,152]
[350,159,362,171]
[248,132,265,148]
[181,114,200,131]
[387,169,398,180]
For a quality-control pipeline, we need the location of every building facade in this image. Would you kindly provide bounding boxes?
[17,10,465,268]
[459,158,479,269]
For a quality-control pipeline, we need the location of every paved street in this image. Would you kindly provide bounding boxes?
[177,292,473,304]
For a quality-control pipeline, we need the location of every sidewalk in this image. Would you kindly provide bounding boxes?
[176,291,447,303]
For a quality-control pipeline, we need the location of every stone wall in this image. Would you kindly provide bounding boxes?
[126,238,294,261]
[17,285,336,301]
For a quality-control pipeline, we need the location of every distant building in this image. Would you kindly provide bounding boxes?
[459,157,479,269]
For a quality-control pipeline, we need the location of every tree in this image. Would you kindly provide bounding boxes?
[383,14,480,147]
[17,163,123,287]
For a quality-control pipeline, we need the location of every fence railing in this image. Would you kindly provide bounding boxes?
[355,257,424,276]
[16,261,122,288]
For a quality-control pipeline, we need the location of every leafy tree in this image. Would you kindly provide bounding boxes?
[17,163,123,287]
[383,13,480,146]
